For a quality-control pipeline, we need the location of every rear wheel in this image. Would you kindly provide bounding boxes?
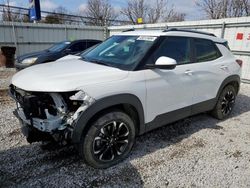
[211,85,236,120]
[79,111,136,168]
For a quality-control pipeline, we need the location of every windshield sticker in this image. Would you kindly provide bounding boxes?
[123,46,130,52]
[128,39,135,42]
[137,36,157,41]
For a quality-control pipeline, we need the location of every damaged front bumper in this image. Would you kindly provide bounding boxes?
[9,85,95,144]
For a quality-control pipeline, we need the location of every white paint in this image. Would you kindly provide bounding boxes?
[108,16,250,81]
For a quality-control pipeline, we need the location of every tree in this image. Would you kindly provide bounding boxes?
[121,0,185,24]
[43,6,71,24]
[2,0,22,22]
[121,0,148,24]
[196,0,250,19]
[44,14,61,24]
[81,0,117,26]
[53,6,72,24]
[165,11,186,22]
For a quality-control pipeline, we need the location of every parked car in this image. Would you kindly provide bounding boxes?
[55,43,100,62]
[10,28,242,168]
[15,39,102,70]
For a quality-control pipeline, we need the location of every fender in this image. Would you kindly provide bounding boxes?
[216,75,241,100]
[71,94,145,143]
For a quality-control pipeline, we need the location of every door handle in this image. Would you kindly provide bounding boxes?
[185,70,193,76]
[220,65,228,70]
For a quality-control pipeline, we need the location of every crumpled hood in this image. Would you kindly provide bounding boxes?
[11,59,129,92]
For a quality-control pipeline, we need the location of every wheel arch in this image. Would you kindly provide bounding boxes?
[216,75,241,100]
[71,94,145,144]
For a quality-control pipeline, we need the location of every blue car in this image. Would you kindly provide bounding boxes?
[15,39,102,70]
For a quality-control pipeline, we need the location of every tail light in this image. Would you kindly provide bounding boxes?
[236,59,243,68]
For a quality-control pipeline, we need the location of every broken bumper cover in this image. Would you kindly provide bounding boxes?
[13,109,53,143]
[13,107,65,133]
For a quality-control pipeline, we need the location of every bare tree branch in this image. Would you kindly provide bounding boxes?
[196,0,250,19]
[147,0,166,23]
[121,0,185,24]
[81,0,117,26]
[121,0,148,24]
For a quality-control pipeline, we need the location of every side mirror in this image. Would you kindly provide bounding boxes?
[145,56,177,70]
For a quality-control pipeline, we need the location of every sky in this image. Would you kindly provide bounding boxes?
[0,0,203,21]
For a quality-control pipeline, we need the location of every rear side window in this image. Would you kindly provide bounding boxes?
[194,39,221,62]
[69,42,86,52]
[152,37,191,64]
[86,41,100,48]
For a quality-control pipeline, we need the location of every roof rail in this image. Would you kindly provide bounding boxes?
[163,28,215,37]
[122,28,135,32]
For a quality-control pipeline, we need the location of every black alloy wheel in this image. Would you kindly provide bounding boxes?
[221,90,235,116]
[211,85,237,120]
[79,111,136,168]
[93,121,130,161]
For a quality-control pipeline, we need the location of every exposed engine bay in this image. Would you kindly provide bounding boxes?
[9,85,95,144]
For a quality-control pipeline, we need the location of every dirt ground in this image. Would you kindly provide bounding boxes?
[0,84,250,188]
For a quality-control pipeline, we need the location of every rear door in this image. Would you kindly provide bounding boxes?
[190,38,228,108]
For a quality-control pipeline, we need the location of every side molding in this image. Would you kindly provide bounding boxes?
[71,94,145,143]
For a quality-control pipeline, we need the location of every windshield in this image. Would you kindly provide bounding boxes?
[48,41,71,52]
[82,35,157,70]
[80,44,99,56]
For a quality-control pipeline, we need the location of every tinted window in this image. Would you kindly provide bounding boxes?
[86,41,100,48]
[48,41,71,52]
[83,35,157,70]
[69,42,87,52]
[194,39,221,62]
[152,37,191,64]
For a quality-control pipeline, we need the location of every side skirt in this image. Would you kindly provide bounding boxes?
[145,98,216,133]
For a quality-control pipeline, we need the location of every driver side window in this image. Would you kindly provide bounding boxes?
[152,37,191,64]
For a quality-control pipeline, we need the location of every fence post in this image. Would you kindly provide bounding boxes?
[104,19,107,39]
[11,21,18,57]
[65,25,68,40]
[221,22,226,38]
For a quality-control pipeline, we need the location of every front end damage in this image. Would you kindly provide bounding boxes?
[9,85,95,144]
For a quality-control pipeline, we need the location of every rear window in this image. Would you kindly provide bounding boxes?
[194,39,221,62]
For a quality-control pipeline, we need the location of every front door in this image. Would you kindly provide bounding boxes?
[145,36,195,127]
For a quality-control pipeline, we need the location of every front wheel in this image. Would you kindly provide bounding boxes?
[79,111,136,168]
[211,85,236,120]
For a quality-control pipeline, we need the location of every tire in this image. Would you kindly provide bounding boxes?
[211,85,236,120]
[79,111,136,169]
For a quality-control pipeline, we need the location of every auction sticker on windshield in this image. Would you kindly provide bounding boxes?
[137,36,157,41]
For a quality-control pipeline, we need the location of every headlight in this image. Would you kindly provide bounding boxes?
[69,91,95,104]
[21,57,38,65]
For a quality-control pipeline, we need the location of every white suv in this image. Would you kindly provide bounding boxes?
[10,28,242,168]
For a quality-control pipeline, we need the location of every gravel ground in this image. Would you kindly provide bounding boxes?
[0,84,250,188]
[0,68,16,90]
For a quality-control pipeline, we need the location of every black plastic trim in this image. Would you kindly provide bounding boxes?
[122,28,135,32]
[145,105,191,132]
[215,75,241,98]
[162,28,216,37]
[145,98,216,132]
[71,94,145,143]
